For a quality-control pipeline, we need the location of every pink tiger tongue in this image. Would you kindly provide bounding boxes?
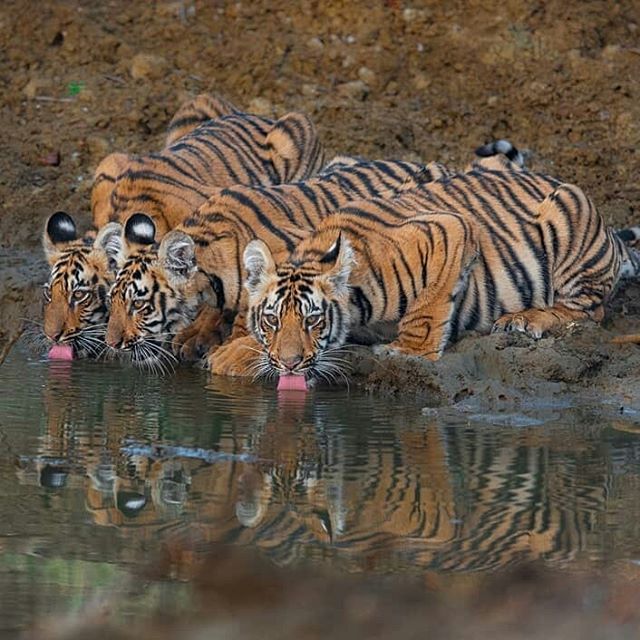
[48,344,74,361]
[277,374,308,392]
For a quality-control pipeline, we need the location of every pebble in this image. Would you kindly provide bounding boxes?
[357,66,376,85]
[39,151,61,167]
[130,53,168,81]
[336,80,368,100]
[247,97,274,117]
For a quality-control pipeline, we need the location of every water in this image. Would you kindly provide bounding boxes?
[2,347,640,633]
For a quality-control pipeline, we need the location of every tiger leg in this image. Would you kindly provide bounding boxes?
[493,184,613,338]
[611,333,640,344]
[380,213,478,360]
[172,304,231,361]
[165,94,239,146]
[492,305,600,338]
[91,152,130,228]
[207,335,264,377]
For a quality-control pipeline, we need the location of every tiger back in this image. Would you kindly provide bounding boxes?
[42,94,325,356]
[104,159,453,367]
[240,154,640,379]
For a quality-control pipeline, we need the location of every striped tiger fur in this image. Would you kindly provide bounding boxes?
[103,159,451,367]
[239,154,640,380]
[41,94,325,355]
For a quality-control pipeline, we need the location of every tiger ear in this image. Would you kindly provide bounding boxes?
[266,112,324,182]
[320,233,354,295]
[158,230,197,285]
[94,222,124,272]
[124,213,156,248]
[243,239,276,296]
[43,211,78,265]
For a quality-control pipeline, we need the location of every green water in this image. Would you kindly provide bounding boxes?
[2,346,640,633]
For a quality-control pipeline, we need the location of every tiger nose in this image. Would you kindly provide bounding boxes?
[281,355,303,372]
[46,330,63,343]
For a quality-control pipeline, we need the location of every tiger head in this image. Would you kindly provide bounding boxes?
[105,214,207,367]
[42,212,122,357]
[243,232,355,380]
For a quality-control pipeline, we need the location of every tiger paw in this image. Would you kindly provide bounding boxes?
[173,307,229,361]
[373,342,440,361]
[207,336,263,377]
[491,310,546,339]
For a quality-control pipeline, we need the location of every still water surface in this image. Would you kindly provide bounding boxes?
[2,347,640,632]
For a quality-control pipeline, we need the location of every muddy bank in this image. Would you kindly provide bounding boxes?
[1,0,639,397]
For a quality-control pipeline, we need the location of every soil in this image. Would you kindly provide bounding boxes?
[1,0,640,404]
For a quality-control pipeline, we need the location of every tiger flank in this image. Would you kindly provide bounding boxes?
[103,159,450,369]
[240,153,640,385]
[41,94,325,359]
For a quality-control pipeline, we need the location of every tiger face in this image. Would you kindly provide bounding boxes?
[243,234,354,380]
[105,214,207,368]
[42,212,122,357]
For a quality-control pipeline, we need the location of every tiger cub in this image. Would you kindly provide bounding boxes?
[42,94,325,356]
[103,159,450,367]
[237,155,640,381]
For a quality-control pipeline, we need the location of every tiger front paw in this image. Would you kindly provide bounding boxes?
[491,311,545,339]
[206,336,264,377]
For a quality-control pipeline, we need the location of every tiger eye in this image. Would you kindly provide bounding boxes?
[263,313,278,329]
[72,290,88,302]
[132,299,146,311]
[305,314,323,330]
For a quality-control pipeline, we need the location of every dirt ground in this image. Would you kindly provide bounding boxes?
[1,0,640,402]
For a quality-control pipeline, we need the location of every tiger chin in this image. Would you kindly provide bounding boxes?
[40,211,122,359]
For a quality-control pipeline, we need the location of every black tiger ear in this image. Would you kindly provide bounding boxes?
[43,211,78,265]
[124,213,156,246]
[159,230,197,284]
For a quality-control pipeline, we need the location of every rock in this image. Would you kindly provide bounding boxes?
[247,97,274,117]
[337,80,369,101]
[23,78,51,99]
[39,151,61,167]
[302,83,319,97]
[307,37,324,51]
[85,135,110,161]
[130,53,168,81]
[357,66,376,85]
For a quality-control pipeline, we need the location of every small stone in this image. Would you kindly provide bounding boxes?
[130,53,168,81]
[302,83,319,97]
[307,36,324,50]
[487,95,498,106]
[23,78,51,99]
[357,66,376,84]
[336,80,369,101]
[602,44,621,60]
[412,74,430,91]
[39,151,61,167]
[247,97,274,117]
[85,135,110,160]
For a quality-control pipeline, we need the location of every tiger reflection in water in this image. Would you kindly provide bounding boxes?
[19,367,614,572]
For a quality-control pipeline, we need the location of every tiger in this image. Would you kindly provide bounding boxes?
[42,93,325,356]
[103,158,452,367]
[237,153,640,382]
